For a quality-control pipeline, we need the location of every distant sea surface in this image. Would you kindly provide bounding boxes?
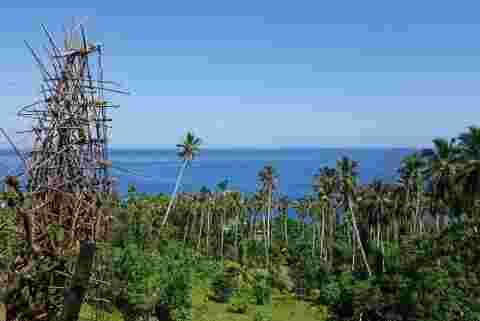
[0,148,415,199]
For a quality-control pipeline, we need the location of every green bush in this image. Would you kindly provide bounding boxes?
[155,241,194,321]
[253,270,272,305]
[318,277,341,306]
[112,218,194,321]
[210,271,226,302]
[227,288,253,313]
[193,256,222,283]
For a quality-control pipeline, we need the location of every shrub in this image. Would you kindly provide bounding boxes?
[253,270,272,305]
[227,288,253,313]
[112,235,194,320]
[318,277,341,306]
[210,271,226,302]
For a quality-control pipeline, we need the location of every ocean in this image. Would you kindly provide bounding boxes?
[0,148,415,199]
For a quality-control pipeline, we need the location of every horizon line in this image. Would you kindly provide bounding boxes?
[0,145,422,151]
[107,144,421,149]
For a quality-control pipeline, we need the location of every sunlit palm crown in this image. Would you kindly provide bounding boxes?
[258,165,279,192]
[176,131,202,162]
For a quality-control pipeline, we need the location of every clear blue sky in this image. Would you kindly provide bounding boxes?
[1,0,480,149]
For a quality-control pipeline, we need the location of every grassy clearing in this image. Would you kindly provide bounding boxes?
[192,286,328,321]
[79,287,327,321]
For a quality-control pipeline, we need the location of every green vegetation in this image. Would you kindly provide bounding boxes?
[2,126,480,321]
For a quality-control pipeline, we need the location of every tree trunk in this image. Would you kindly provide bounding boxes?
[62,241,96,321]
[351,227,356,271]
[220,207,225,261]
[235,208,240,260]
[301,215,305,240]
[197,207,205,252]
[206,203,211,256]
[312,219,316,258]
[319,207,324,260]
[329,206,336,266]
[162,160,188,227]
[188,210,196,244]
[381,235,385,273]
[267,186,272,250]
[183,212,190,244]
[262,207,269,268]
[348,197,372,277]
[250,211,256,240]
[413,187,421,234]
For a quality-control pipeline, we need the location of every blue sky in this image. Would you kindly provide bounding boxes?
[1,0,480,149]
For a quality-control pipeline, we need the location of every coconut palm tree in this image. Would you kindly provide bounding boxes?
[316,191,329,261]
[229,191,244,260]
[258,165,278,267]
[398,153,426,233]
[162,131,202,227]
[399,153,426,201]
[216,179,229,194]
[362,179,394,272]
[195,188,210,252]
[291,198,307,240]
[457,126,480,214]
[313,166,339,264]
[336,156,372,277]
[421,138,460,231]
[458,125,480,159]
[277,195,290,246]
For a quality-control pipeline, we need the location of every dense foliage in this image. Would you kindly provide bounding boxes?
[1,126,480,321]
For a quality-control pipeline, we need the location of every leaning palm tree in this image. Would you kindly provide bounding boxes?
[162,131,202,227]
[337,156,372,277]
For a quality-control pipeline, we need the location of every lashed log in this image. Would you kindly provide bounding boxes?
[62,240,96,321]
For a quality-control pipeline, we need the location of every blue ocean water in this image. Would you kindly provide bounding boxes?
[1,148,415,199]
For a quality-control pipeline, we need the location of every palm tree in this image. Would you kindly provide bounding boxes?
[421,138,460,231]
[303,194,316,257]
[215,179,231,260]
[278,195,289,246]
[316,191,329,261]
[196,187,211,252]
[457,126,480,214]
[216,179,229,194]
[364,179,393,272]
[229,191,243,260]
[258,165,278,267]
[398,153,425,201]
[313,166,339,264]
[291,199,308,240]
[337,156,372,277]
[458,125,480,159]
[398,153,426,233]
[162,131,202,227]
